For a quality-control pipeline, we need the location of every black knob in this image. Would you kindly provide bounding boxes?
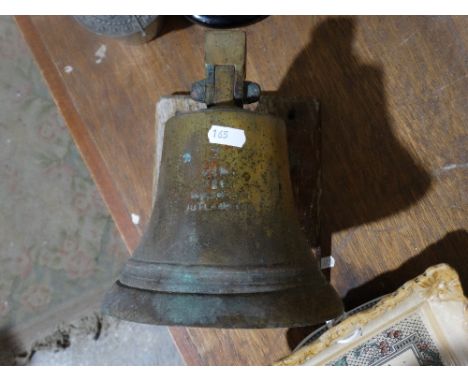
[186,16,267,29]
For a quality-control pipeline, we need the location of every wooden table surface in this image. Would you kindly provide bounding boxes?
[16,16,467,365]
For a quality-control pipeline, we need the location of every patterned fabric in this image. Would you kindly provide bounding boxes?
[0,16,128,334]
[328,312,443,366]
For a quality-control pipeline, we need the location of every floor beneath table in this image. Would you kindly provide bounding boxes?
[0,16,183,365]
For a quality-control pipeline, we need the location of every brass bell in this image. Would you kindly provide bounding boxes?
[102,31,343,328]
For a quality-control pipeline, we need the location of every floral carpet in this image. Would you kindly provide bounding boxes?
[0,16,128,342]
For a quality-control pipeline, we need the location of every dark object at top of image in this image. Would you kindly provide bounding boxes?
[186,15,267,29]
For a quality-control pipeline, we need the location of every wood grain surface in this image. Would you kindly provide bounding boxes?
[16,15,467,365]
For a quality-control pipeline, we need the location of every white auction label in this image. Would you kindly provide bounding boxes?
[208,125,246,148]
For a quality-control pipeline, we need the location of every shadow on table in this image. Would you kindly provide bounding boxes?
[282,16,433,350]
[287,230,467,351]
[344,229,468,308]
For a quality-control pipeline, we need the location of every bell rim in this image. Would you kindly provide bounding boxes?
[101,280,344,329]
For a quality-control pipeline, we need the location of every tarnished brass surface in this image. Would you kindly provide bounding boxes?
[191,31,260,106]
[123,108,321,294]
[102,31,343,328]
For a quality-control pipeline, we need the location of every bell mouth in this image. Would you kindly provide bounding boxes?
[101,281,344,329]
